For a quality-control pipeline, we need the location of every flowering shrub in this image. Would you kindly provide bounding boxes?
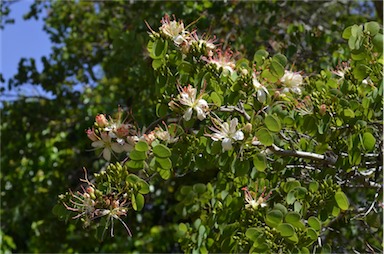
[53,16,383,253]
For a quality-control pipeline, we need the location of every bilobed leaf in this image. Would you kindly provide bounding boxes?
[362,132,376,151]
[335,191,349,210]
[264,115,281,132]
[153,144,171,158]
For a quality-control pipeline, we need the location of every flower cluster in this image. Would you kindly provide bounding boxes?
[207,117,244,151]
[203,48,237,75]
[61,170,132,237]
[241,183,272,210]
[169,84,209,121]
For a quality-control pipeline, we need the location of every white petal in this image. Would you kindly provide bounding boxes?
[195,107,206,120]
[222,138,233,151]
[234,130,244,141]
[92,140,104,148]
[257,89,266,103]
[111,143,124,153]
[103,148,111,161]
[183,108,193,121]
[229,118,238,133]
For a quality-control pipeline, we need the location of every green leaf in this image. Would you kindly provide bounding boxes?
[307,216,321,231]
[343,108,355,118]
[138,180,150,194]
[135,141,149,152]
[253,49,269,64]
[150,39,168,59]
[158,168,171,180]
[266,210,283,228]
[255,128,273,146]
[353,64,368,80]
[363,132,376,151]
[153,144,171,158]
[210,91,222,107]
[127,160,144,170]
[272,53,287,67]
[285,211,301,224]
[156,103,168,117]
[245,227,263,241]
[152,59,163,70]
[129,149,146,161]
[342,26,352,39]
[179,223,188,233]
[264,115,281,132]
[306,228,318,241]
[193,183,206,194]
[308,181,319,192]
[364,21,380,36]
[277,223,294,237]
[373,33,383,52]
[270,60,285,78]
[261,69,278,83]
[131,192,144,211]
[156,157,172,170]
[273,203,288,215]
[253,153,267,172]
[286,232,299,243]
[335,191,349,210]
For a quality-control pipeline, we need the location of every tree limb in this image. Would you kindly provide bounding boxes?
[253,142,338,165]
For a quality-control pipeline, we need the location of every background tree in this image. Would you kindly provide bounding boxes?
[1,1,382,253]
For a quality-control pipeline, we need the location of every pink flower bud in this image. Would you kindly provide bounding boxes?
[86,186,94,194]
[86,129,98,141]
[116,124,130,138]
[319,104,327,115]
[95,114,108,127]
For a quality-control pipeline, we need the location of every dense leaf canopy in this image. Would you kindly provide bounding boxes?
[1,1,382,253]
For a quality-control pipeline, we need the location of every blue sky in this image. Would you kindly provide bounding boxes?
[1,0,51,100]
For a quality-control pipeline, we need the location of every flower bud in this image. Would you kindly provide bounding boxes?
[95,114,108,127]
[86,186,95,194]
[86,129,98,141]
[243,123,253,134]
[319,104,327,115]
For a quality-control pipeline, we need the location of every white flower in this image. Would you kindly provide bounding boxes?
[92,132,132,161]
[280,70,303,95]
[159,14,189,46]
[202,49,236,74]
[208,117,244,151]
[242,185,272,210]
[253,73,268,103]
[175,85,209,121]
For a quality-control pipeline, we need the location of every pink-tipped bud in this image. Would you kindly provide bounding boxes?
[319,104,327,115]
[95,114,108,127]
[86,186,94,194]
[86,129,98,141]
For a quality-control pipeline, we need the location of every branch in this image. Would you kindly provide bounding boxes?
[219,102,251,121]
[253,143,338,165]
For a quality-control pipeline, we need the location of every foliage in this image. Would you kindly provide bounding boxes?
[1,1,382,253]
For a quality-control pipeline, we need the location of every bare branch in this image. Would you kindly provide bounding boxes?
[253,143,338,165]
